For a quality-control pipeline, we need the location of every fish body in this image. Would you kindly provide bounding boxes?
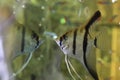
[55,11,101,80]
[3,23,42,59]
[56,28,86,62]
[3,23,43,79]
[0,6,43,79]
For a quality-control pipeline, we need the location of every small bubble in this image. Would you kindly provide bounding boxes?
[119,22,120,25]
[41,6,45,10]
[78,9,81,16]
[13,5,16,9]
[13,11,16,14]
[78,0,84,2]
[40,55,44,58]
[112,0,117,3]
[51,10,56,13]
[85,75,88,79]
[37,57,41,61]
[118,66,120,70]
[22,5,25,8]
[41,18,45,21]
[84,7,90,18]
[16,0,20,2]
[12,73,16,76]
[39,23,42,26]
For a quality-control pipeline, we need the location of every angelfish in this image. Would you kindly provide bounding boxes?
[55,10,101,80]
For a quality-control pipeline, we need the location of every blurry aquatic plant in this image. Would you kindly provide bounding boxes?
[0,0,46,79]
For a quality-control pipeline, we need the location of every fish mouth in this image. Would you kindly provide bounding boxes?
[54,38,60,46]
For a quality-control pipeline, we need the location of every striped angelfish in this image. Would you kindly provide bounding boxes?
[55,10,101,80]
[3,22,43,79]
[0,5,43,80]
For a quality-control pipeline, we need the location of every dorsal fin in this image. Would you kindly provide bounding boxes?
[79,10,101,33]
[85,10,101,32]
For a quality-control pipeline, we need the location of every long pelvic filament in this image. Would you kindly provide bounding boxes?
[65,54,76,80]
[9,52,33,80]
[68,59,83,80]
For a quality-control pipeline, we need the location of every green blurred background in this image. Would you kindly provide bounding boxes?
[0,0,120,80]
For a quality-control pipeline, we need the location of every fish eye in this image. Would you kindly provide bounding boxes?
[63,34,68,41]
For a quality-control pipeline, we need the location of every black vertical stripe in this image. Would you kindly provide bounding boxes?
[83,10,101,80]
[83,32,99,80]
[73,29,77,55]
[85,11,101,31]
[83,32,88,56]
[94,37,97,47]
[59,33,67,46]
[59,36,63,46]
[21,27,25,52]
[31,31,39,48]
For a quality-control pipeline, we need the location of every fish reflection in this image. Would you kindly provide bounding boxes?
[4,23,43,79]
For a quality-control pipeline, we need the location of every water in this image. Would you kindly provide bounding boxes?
[0,0,120,80]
